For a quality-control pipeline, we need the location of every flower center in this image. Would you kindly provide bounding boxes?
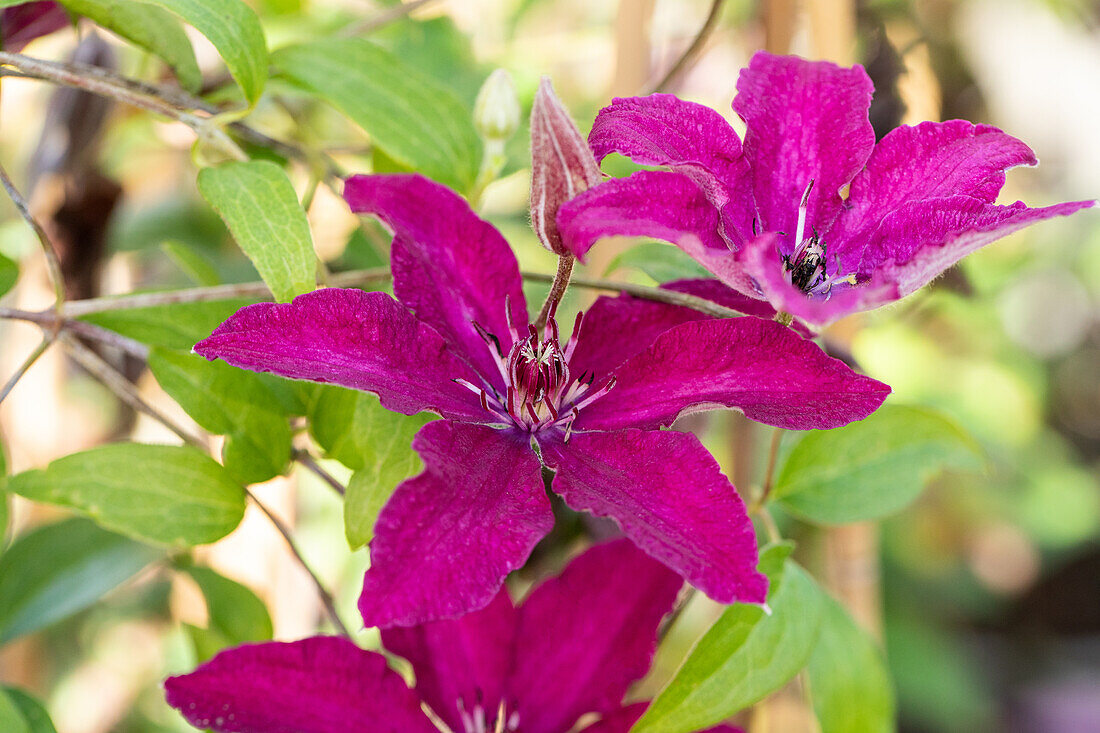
[459,306,614,436]
[427,699,520,733]
[780,180,855,298]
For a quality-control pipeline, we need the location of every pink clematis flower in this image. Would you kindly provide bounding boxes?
[556,51,1095,329]
[195,173,888,627]
[1,1,68,51]
[165,540,740,733]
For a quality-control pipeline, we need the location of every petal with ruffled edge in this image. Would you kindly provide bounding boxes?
[507,539,682,733]
[864,196,1096,297]
[733,233,899,329]
[557,171,758,296]
[830,120,1039,272]
[588,94,753,242]
[542,430,766,605]
[381,590,518,733]
[344,174,528,386]
[359,421,552,628]
[572,315,890,432]
[164,637,435,733]
[733,52,875,243]
[194,288,486,423]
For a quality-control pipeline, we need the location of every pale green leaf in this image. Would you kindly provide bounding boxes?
[0,252,17,298]
[183,565,272,652]
[606,242,710,283]
[272,39,480,191]
[774,405,984,524]
[2,688,57,733]
[0,690,29,733]
[161,241,221,286]
[198,161,316,302]
[807,593,896,733]
[634,545,824,733]
[7,444,246,547]
[79,298,255,351]
[135,0,268,105]
[0,518,160,645]
[57,0,201,92]
[148,348,291,485]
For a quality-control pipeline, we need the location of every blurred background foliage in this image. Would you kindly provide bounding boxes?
[0,0,1097,731]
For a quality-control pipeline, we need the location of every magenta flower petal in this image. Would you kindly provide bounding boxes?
[557,171,758,295]
[577,703,649,733]
[831,120,1039,271]
[733,51,875,240]
[344,173,528,384]
[573,316,890,432]
[864,196,1096,297]
[381,590,518,733]
[2,1,68,52]
[543,430,766,605]
[588,94,753,242]
[194,288,486,423]
[358,421,552,628]
[164,637,435,733]
[507,539,682,733]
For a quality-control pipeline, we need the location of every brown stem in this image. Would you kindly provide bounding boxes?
[758,427,784,507]
[0,307,149,358]
[0,161,65,309]
[294,450,345,497]
[533,255,575,330]
[648,0,728,92]
[523,270,740,319]
[0,336,54,405]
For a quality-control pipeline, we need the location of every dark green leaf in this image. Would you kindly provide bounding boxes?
[272,39,480,191]
[161,241,221,286]
[807,593,896,733]
[79,299,255,351]
[57,0,202,92]
[183,565,272,649]
[0,252,17,299]
[774,405,984,524]
[606,242,710,283]
[7,444,246,547]
[197,161,317,302]
[634,544,824,733]
[148,348,291,485]
[0,518,160,645]
[135,0,268,106]
[2,688,57,733]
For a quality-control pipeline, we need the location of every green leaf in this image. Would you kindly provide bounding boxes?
[0,252,17,299]
[1,441,9,551]
[634,545,824,733]
[2,688,57,733]
[806,593,896,733]
[0,518,160,645]
[774,405,984,524]
[272,39,480,191]
[79,298,255,351]
[134,0,268,106]
[148,348,291,485]
[57,0,202,92]
[7,444,246,547]
[606,242,710,283]
[183,565,272,649]
[161,241,221,286]
[198,161,317,302]
[0,690,29,733]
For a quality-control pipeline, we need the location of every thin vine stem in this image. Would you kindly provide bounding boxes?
[533,254,575,330]
[294,450,346,497]
[648,0,728,93]
[0,336,54,406]
[523,270,741,318]
[0,161,65,309]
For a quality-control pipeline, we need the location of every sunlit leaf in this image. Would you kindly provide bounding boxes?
[79,298,255,351]
[7,444,246,547]
[0,518,160,645]
[181,565,272,660]
[1,688,57,733]
[272,39,480,191]
[0,689,29,733]
[0,252,17,298]
[807,592,896,733]
[774,405,984,524]
[57,0,202,91]
[149,348,292,485]
[198,161,317,302]
[135,0,268,106]
[634,544,824,733]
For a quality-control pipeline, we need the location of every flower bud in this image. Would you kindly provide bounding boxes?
[474,69,521,144]
[530,76,602,255]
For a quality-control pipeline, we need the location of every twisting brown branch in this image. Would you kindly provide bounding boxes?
[0,161,65,308]
[340,0,443,37]
[0,306,150,358]
[521,270,741,318]
[648,0,728,93]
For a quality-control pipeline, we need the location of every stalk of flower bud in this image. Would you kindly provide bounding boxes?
[470,68,521,206]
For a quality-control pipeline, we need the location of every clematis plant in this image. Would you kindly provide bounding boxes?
[556,51,1095,329]
[194,172,888,628]
[165,540,740,733]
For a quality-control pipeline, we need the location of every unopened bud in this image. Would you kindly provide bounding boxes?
[474,69,521,144]
[529,76,602,255]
